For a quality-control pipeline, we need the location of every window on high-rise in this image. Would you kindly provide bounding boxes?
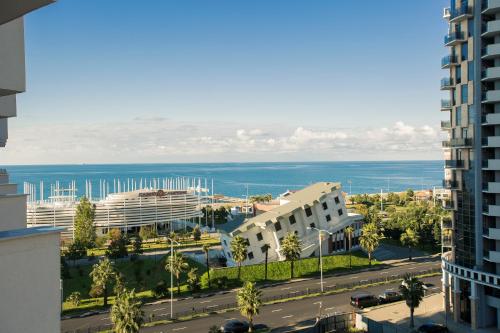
[461,43,468,61]
[305,207,312,217]
[456,65,462,84]
[468,106,474,124]
[468,62,474,81]
[468,18,473,37]
[456,106,462,127]
[461,84,468,104]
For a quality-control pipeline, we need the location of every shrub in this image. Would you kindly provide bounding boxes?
[152,280,169,298]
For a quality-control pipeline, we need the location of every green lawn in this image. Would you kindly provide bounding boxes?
[63,255,206,313]
[202,250,378,288]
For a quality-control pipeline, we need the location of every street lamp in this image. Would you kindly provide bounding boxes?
[167,237,180,319]
[307,226,333,293]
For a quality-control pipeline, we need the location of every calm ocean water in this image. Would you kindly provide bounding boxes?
[4,161,444,199]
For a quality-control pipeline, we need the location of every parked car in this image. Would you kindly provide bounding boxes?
[417,323,449,333]
[378,290,402,304]
[350,293,379,309]
[220,319,249,333]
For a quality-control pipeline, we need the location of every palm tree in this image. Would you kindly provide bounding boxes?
[111,288,144,333]
[202,244,211,288]
[165,252,189,295]
[399,274,425,329]
[230,236,248,280]
[359,223,381,266]
[89,257,116,307]
[400,228,420,261]
[345,226,354,268]
[237,282,262,332]
[281,233,302,279]
[262,244,270,281]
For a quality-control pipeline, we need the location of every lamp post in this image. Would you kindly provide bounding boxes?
[307,226,333,293]
[167,237,180,319]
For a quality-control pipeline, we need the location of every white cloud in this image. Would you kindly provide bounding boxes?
[0,119,445,164]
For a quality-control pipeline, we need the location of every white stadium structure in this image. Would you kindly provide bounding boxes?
[24,177,209,239]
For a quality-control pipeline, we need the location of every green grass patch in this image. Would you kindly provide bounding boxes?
[203,250,378,288]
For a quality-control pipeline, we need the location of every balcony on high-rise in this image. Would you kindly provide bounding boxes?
[482,67,500,81]
[442,138,473,148]
[441,77,454,90]
[441,99,452,111]
[449,6,473,23]
[441,55,458,69]
[444,31,466,46]
[483,182,500,193]
[482,113,500,125]
[482,136,500,147]
[483,159,500,170]
[485,251,500,263]
[481,43,500,59]
[441,120,451,130]
[482,90,500,103]
[443,199,455,210]
[483,204,500,216]
[482,20,500,38]
[482,0,500,15]
[444,159,465,169]
[443,179,460,190]
[486,228,500,240]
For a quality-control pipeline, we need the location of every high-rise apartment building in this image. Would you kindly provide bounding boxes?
[0,1,62,332]
[441,0,500,330]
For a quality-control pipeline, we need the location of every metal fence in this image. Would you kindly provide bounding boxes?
[63,267,440,333]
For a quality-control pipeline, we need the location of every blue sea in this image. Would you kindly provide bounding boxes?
[4,161,444,199]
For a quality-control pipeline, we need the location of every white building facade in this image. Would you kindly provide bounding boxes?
[221,182,363,266]
[0,1,62,332]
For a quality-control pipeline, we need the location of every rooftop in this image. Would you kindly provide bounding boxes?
[0,226,64,242]
[231,182,341,235]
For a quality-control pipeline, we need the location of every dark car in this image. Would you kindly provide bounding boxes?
[417,323,449,333]
[220,319,249,333]
[350,293,379,309]
[378,290,403,304]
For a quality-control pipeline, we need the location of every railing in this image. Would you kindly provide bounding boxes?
[441,120,451,129]
[62,268,441,333]
[445,160,465,168]
[442,179,459,189]
[444,31,465,45]
[443,200,455,210]
[441,77,454,88]
[442,138,473,148]
[441,55,457,68]
[441,99,452,109]
[449,6,473,20]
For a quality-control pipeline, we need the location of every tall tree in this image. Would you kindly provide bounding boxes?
[359,223,381,266]
[281,233,302,279]
[345,226,354,269]
[400,228,420,261]
[237,282,262,332]
[165,252,189,295]
[111,288,144,333]
[202,244,211,288]
[399,274,425,329]
[73,197,96,249]
[187,268,201,293]
[192,225,202,242]
[89,258,116,306]
[230,236,248,280]
[132,235,143,256]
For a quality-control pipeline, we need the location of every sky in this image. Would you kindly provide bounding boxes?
[2,0,449,164]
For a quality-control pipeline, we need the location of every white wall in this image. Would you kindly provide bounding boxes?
[0,194,27,231]
[0,232,61,333]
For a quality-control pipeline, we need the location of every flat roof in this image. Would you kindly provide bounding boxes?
[0,226,64,242]
[0,0,55,25]
[231,182,341,235]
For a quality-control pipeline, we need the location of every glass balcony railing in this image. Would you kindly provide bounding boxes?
[442,138,473,148]
[445,31,465,45]
[443,180,459,189]
[445,160,465,168]
[441,99,452,109]
[441,55,458,68]
[441,120,451,129]
[449,6,473,21]
[441,77,454,89]
[443,200,455,210]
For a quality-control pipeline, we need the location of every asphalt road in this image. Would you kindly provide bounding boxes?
[61,257,440,332]
[140,275,442,333]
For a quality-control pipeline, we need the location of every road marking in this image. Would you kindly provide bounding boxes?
[101,317,109,321]
[324,307,335,311]
[380,271,388,275]
[328,285,337,288]
[207,305,218,308]
[272,309,282,312]
[225,318,237,321]
[408,267,417,270]
[173,327,187,331]
[350,276,360,279]
[360,280,368,283]
[199,300,212,304]
[153,307,166,312]
[282,315,294,319]
[290,291,300,294]
[281,287,292,290]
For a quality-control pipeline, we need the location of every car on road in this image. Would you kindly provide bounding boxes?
[220,319,249,333]
[378,290,402,304]
[417,323,449,333]
[350,293,379,309]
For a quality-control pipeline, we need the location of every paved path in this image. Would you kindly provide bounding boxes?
[61,256,440,332]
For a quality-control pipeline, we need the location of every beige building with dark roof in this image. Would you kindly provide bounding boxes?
[220,182,363,266]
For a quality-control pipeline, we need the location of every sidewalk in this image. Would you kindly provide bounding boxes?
[359,293,499,333]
